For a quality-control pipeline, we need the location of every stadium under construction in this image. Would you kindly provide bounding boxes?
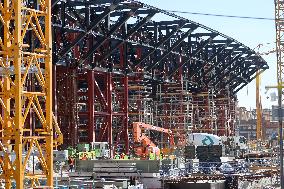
[0,0,282,189]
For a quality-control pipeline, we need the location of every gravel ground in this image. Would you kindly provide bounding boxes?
[238,177,280,189]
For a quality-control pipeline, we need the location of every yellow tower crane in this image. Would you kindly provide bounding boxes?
[254,44,271,142]
[0,0,56,188]
[256,71,262,141]
[275,0,284,188]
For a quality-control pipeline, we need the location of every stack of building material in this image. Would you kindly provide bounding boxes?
[196,146,209,162]
[208,145,222,163]
[196,145,222,162]
[184,145,195,159]
[93,161,137,173]
[75,160,160,174]
[166,181,225,189]
[73,160,161,188]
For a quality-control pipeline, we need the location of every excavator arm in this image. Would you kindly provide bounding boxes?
[133,122,175,156]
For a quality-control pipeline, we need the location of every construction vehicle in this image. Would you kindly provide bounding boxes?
[187,133,247,157]
[132,122,175,160]
[187,133,222,146]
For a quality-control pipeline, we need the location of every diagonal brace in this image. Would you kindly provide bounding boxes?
[98,11,157,64]
[77,9,138,66]
[210,56,250,87]
[169,34,217,77]
[133,20,187,69]
[58,0,121,60]
[145,26,198,71]
[94,78,108,109]
[206,52,245,84]
[196,44,240,82]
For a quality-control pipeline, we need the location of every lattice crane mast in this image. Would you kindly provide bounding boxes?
[254,43,273,141]
[256,71,262,140]
[275,0,284,188]
[0,0,57,188]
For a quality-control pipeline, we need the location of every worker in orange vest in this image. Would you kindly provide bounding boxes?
[0,156,3,171]
[120,153,125,159]
[81,154,88,160]
[68,156,75,172]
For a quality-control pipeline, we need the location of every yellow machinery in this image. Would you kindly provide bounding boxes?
[256,70,262,140]
[0,0,56,188]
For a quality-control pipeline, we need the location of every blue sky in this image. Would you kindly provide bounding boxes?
[140,0,277,109]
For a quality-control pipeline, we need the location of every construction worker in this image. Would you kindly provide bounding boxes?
[68,156,75,172]
[149,151,155,160]
[81,154,88,160]
[120,153,125,159]
[160,152,163,160]
[114,152,120,159]
[0,156,3,172]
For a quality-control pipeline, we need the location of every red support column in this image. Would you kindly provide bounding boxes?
[87,71,95,142]
[123,76,129,153]
[107,73,113,157]
[56,66,78,147]
[53,65,57,116]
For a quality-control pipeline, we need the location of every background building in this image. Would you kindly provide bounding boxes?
[237,106,277,140]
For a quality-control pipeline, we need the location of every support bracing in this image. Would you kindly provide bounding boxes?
[50,0,268,153]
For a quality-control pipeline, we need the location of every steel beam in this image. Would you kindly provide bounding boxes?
[145,26,197,71]
[77,9,138,66]
[195,44,240,82]
[169,34,217,77]
[87,71,95,142]
[133,20,187,69]
[206,53,247,84]
[210,59,247,87]
[58,1,121,60]
[123,76,129,153]
[94,78,108,109]
[52,0,60,8]
[107,73,113,158]
[50,0,270,152]
[98,11,157,63]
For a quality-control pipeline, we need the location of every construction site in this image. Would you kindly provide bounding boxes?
[0,0,283,188]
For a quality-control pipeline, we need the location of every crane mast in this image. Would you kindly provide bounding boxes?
[275,1,284,188]
[256,71,262,140]
[0,0,53,188]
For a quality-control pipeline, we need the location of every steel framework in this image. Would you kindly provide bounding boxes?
[51,0,269,154]
[0,0,54,188]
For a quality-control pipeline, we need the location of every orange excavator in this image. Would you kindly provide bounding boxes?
[133,122,175,159]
